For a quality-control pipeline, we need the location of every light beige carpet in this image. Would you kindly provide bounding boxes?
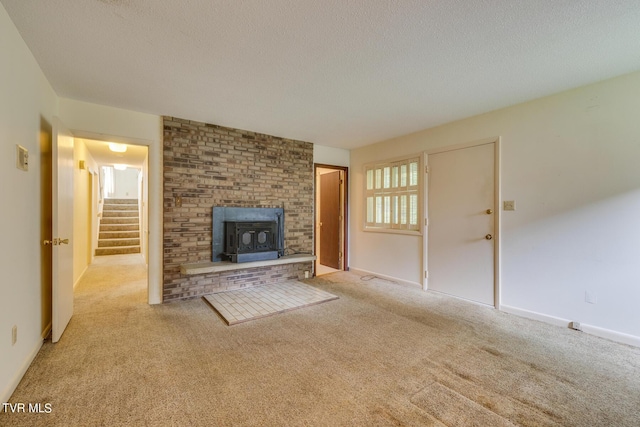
[203,281,338,325]
[2,254,640,426]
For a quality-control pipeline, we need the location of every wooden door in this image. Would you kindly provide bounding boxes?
[427,143,495,305]
[320,171,341,269]
[51,117,74,343]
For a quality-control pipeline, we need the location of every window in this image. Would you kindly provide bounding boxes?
[364,155,422,233]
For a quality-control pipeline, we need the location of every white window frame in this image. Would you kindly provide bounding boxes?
[363,154,423,234]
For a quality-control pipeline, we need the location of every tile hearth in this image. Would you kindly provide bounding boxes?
[204,281,338,325]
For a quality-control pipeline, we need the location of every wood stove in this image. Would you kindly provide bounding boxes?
[212,206,285,263]
[223,221,279,263]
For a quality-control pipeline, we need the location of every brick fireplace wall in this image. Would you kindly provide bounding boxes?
[163,116,314,301]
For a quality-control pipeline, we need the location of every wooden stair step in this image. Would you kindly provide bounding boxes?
[95,246,141,256]
[99,231,140,239]
[98,223,139,231]
[98,238,141,248]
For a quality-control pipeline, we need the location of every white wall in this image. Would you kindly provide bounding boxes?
[313,144,350,167]
[112,167,140,199]
[58,98,164,304]
[139,155,150,265]
[73,140,99,286]
[350,71,640,343]
[0,4,59,403]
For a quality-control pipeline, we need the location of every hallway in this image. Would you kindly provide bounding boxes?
[76,254,147,313]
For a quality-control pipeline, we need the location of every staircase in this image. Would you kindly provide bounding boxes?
[96,198,141,256]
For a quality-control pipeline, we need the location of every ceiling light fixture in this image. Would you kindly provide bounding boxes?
[108,142,127,153]
[113,164,127,170]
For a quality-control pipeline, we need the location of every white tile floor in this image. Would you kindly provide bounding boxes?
[204,281,338,325]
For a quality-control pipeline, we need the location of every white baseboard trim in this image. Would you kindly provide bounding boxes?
[74,265,89,290]
[501,305,640,348]
[1,338,44,404]
[579,324,640,348]
[348,267,422,289]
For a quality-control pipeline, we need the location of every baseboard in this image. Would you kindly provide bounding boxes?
[500,305,640,348]
[1,337,44,404]
[73,265,89,289]
[41,321,51,340]
[579,324,640,348]
[348,267,422,289]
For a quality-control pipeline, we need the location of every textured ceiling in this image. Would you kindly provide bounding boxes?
[3,0,640,149]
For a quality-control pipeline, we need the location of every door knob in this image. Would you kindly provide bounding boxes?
[486,209,493,214]
[485,234,493,240]
[44,238,69,246]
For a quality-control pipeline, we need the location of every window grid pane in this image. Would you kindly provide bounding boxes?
[392,196,398,225]
[410,161,418,186]
[409,194,418,226]
[384,196,391,224]
[365,157,421,232]
[400,195,407,225]
[366,169,374,190]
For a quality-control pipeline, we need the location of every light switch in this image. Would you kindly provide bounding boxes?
[16,145,28,171]
[504,200,515,211]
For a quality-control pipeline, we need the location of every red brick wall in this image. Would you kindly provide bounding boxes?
[163,117,314,301]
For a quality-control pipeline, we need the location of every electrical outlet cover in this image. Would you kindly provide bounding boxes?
[504,200,515,211]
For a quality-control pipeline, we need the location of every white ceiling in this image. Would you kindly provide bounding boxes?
[3,1,640,150]
[80,139,148,169]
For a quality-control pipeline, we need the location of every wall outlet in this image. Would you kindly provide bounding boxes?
[304,270,310,279]
[569,321,582,331]
[585,291,597,304]
[12,325,17,346]
[503,200,516,211]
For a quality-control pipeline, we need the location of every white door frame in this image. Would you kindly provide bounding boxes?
[69,129,161,305]
[423,137,501,308]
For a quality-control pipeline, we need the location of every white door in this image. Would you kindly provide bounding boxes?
[51,117,74,342]
[427,143,495,305]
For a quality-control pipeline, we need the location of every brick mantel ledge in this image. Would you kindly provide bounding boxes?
[180,254,316,275]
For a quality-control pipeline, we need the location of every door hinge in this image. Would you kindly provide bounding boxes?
[424,270,429,279]
[425,218,428,227]
[425,165,429,174]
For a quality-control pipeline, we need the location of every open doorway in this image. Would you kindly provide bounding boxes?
[315,164,348,276]
[79,139,149,263]
[71,138,150,309]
